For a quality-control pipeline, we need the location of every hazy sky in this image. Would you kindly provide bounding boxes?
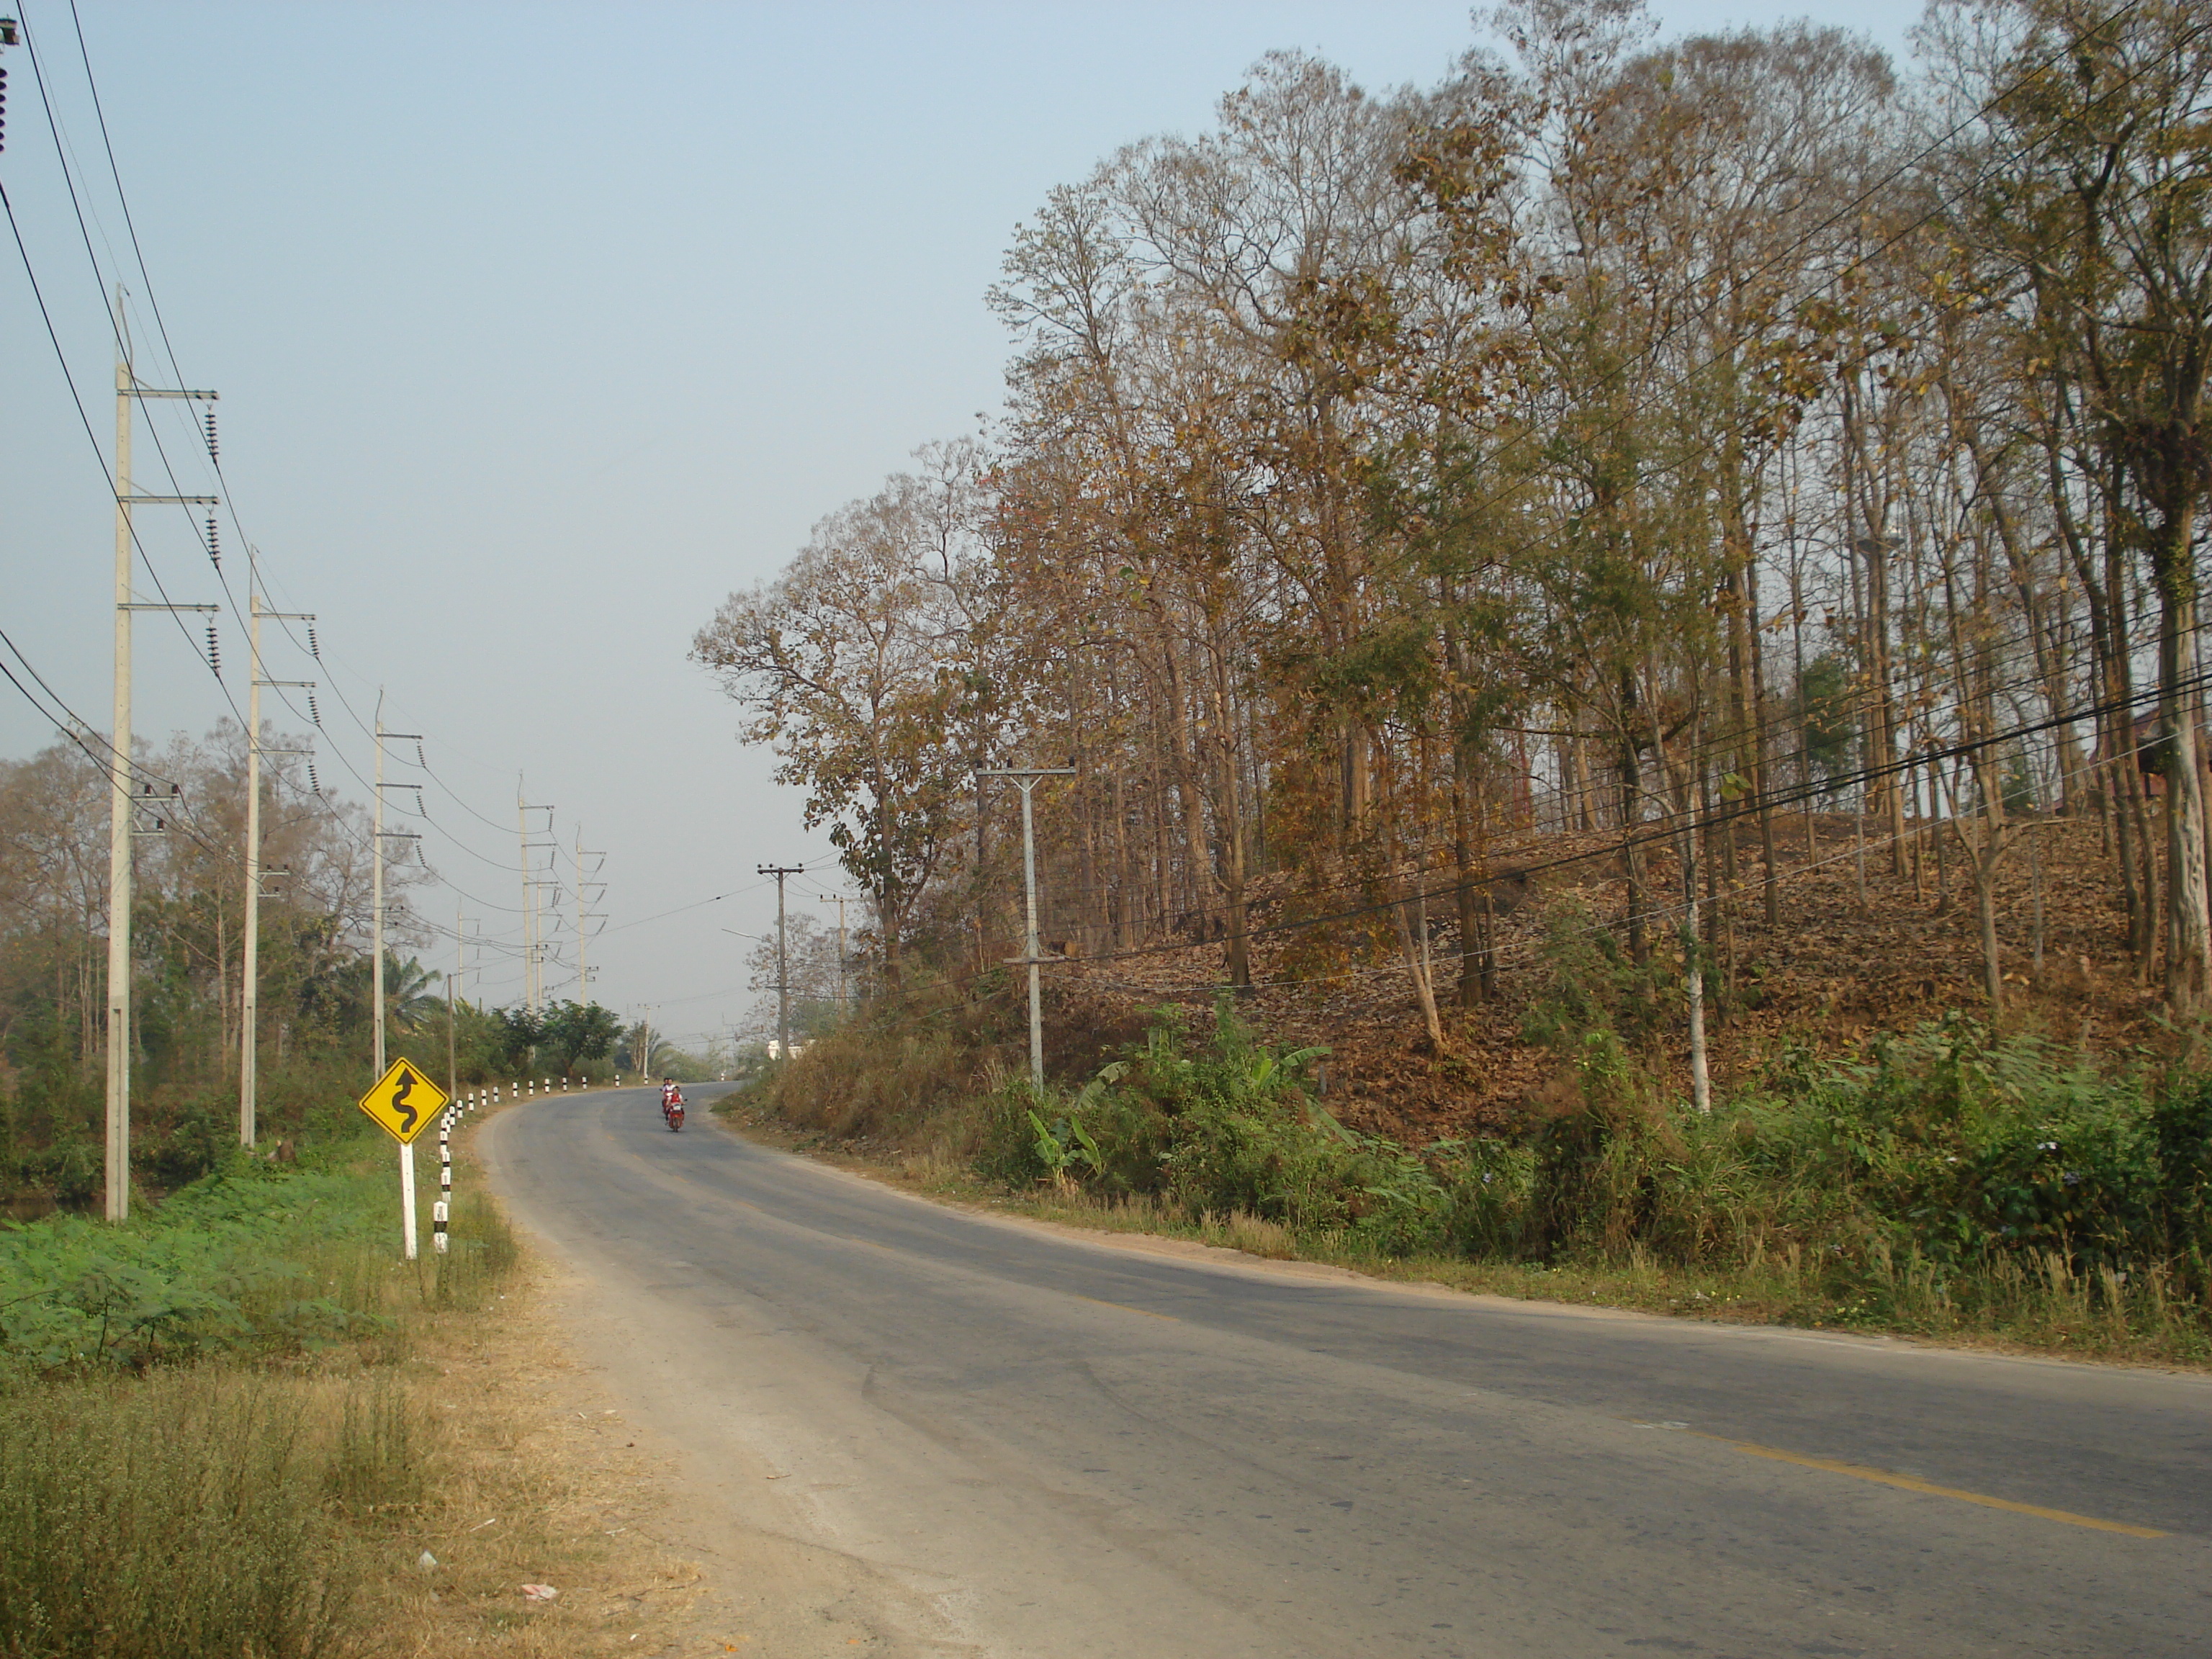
[0,1,1926,1049]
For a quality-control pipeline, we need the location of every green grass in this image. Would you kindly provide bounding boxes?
[0,1142,515,1380]
[0,1141,518,1658]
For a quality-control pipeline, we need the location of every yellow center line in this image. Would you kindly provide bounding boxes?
[1691,1432,2167,1538]
[1074,1293,1179,1321]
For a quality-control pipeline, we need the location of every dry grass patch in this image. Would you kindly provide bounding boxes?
[349,1249,750,1658]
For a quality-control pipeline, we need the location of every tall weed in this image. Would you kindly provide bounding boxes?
[0,1369,360,1658]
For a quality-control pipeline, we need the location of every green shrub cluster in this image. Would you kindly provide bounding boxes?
[0,1147,511,1378]
[984,1001,2212,1343]
[981,1001,1498,1254]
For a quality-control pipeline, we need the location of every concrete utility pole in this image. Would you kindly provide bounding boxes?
[373,706,423,1259]
[104,288,217,1221]
[979,768,1074,1092]
[819,891,850,1017]
[517,788,531,1011]
[240,572,313,1146]
[757,864,804,1059]
[371,706,423,1083]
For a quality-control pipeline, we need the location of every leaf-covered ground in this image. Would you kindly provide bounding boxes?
[1047,814,2146,1143]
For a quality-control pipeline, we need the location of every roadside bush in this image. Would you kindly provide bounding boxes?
[760,968,1020,1142]
[0,1151,426,1378]
[994,1004,2207,1329]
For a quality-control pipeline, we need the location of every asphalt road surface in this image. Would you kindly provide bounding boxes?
[482,1084,2210,1658]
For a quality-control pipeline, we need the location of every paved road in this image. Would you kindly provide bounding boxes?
[483,1084,2210,1658]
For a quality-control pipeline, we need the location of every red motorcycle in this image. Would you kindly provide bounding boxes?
[662,1090,685,1131]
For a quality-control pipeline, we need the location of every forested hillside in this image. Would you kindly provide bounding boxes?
[697,0,2212,1117]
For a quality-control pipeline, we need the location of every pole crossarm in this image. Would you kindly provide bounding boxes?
[122,601,218,612]
[127,385,217,400]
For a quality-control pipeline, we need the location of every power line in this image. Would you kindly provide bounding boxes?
[60,0,184,388]
[10,7,559,969]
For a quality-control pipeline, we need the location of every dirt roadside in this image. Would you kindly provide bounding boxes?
[456,1094,927,1659]
[409,1094,909,1659]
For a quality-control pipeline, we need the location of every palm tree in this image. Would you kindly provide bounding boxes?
[385,953,443,1033]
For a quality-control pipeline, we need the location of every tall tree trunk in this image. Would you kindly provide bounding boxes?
[1617,670,1649,970]
[2155,505,2210,1007]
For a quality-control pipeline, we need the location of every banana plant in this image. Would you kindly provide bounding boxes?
[1026,1107,1110,1189]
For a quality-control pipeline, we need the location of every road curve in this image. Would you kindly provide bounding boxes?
[482,1084,2209,1658]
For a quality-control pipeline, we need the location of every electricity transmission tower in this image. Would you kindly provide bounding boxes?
[516,786,554,1011]
[818,891,851,1017]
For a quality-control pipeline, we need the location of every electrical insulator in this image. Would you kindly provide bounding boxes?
[1,65,10,157]
[206,623,220,678]
[206,514,220,571]
[307,693,321,727]
[204,407,218,463]
[307,762,321,795]
[307,625,320,659]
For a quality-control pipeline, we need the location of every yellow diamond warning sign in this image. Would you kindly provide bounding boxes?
[357,1057,449,1145]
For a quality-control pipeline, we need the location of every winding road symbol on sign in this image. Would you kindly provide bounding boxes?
[358,1057,449,1145]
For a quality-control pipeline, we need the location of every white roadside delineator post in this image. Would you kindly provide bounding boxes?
[433,1108,453,1254]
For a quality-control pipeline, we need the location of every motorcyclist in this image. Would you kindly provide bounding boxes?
[661,1076,683,1114]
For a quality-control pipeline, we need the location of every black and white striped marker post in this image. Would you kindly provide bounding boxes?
[433,1108,453,1254]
